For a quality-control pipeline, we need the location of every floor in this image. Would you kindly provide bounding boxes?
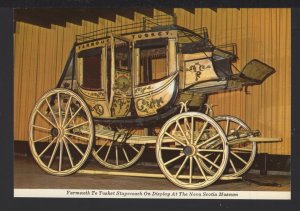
[14,154,290,191]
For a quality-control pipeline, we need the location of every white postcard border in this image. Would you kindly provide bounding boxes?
[14,189,291,200]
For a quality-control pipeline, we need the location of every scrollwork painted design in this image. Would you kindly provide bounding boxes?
[186,62,212,81]
[134,85,152,95]
[89,104,104,116]
[136,97,164,113]
[112,98,131,116]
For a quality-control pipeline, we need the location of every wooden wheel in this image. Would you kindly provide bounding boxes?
[156,112,229,189]
[92,131,145,169]
[28,88,94,176]
[214,115,257,177]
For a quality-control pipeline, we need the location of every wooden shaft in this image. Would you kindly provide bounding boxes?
[228,137,282,145]
[248,137,282,142]
[77,169,241,181]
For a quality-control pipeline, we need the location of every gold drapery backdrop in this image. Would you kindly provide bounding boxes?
[14,8,291,155]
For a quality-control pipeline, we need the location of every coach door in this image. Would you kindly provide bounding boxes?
[109,35,132,117]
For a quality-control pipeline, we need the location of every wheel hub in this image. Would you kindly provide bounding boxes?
[51,127,65,140]
[183,145,196,156]
[51,128,59,137]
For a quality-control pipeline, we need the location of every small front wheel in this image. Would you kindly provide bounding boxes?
[92,137,145,170]
[214,115,257,177]
[156,112,229,189]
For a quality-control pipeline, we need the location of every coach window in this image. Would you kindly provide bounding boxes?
[114,39,130,71]
[78,47,102,90]
[135,38,168,84]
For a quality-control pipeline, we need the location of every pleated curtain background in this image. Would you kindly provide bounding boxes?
[14,8,291,155]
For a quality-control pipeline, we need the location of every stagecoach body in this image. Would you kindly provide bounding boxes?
[59,22,274,123]
[28,15,281,189]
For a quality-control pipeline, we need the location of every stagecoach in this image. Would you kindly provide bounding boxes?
[28,15,281,189]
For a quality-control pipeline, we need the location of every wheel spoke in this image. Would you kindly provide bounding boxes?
[38,137,57,157]
[129,144,139,153]
[176,121,190,144]
[194,121,208,145]
[183,117,191,133]
[64,135,84,156]
[62,96,72,127]
[104,142,113,162]
[63,138,74,167]
[164,154,185,166]
[165,132,186,147]
[204,153,213,158]
[197,152,220,169]
[160,146,183,151]
[175,156,188,178]
[59,141,63,172]
[189,157,193,184]
[194,156,208,181]
[64,106,83,128]
[198,149,223,153]
[57,93,62,125]
[33,135,52,143]
[225,118,230,135]
[95,140,109,154]
[231,151,248,165]
[197,134,220,148]
[45,98,59,126]
[65,132,89,141]
[115,146,119,165]
[32,125,51,131]
[69,107,76,126]
[210,154,221,170]
[190,116,194,144]
[37,110,56,128]
[122,147,130,162]
[65,121,89,131]
[229,158,237,173]
[213,153,221,163]
[48,140,60,168]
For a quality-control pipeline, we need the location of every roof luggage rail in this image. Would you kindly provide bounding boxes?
[192,27,209,39]
[76,14,176,44]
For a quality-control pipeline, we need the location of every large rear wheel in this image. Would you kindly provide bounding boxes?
[28,88,94,176]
